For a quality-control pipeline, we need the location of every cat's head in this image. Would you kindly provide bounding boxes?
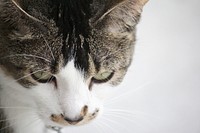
[0,0,148,128]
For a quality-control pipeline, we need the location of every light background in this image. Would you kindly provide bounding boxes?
[62,0,200,133]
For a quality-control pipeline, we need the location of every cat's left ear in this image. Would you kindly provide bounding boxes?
[138,0,149,6]
[91,0,149,28]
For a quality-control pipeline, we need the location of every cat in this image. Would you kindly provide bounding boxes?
[0,0,148,133]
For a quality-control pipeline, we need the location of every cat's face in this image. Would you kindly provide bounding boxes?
[0,0,147,128]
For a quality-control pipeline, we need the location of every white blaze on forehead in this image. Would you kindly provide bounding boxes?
[58,60,86,89]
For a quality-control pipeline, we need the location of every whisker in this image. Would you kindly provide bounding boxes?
[104,113,137,123]
[104,112,136,119]
[93,0,125,25]
[0,111,43,133]
[105,80,154,105]
[13,67,49,83]
[0,116,21,123]
[103,112,143,133]
[100,117,123,133]
[0,111,38,123]
[104,113,146,130]
[0,107,48,114]
[91,122,104,133]
[100,47,131,63]
[19,117,40,133]
[105,108,161,120]
[11,0,45,23]
[0,106,32,109]
[42,36,55,61]
[105,108,137,114]
[34,71,53,83]
[0,54,51,63]
[98,119,119,133]
[105,108,162,130]
[0,119,17,132]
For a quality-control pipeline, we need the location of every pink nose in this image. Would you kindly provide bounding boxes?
[64,105,89,124]
[51,105,89,125]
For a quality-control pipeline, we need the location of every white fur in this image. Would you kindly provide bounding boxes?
[0,60,103,133]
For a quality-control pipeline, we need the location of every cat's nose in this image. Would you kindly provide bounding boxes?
[64,116,83,124]
[51,105,89,125]
[64,105,88,124]
[67,105,88,123]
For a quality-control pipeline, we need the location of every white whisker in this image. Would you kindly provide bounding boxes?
[11,0,45,23]
[104,113,137,123]
[0,116,21,123]
[93,0,126,25]
[90,122,104,133]
[0,106,32,109]
[0,119,16,132]
[100,117,123,133]
[105,80,154,105]
[0,54,51,63]
[19,117,40,133]
[98,119,119,133]
[100,47,131,63]
[105,108,161,130]
[42,36,55,61]
[105,108,136,114]
[13,67,49,83]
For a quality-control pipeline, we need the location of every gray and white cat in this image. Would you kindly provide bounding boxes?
[0,0,148,133]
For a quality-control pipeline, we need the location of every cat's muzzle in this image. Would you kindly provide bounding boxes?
[50,106,99,126]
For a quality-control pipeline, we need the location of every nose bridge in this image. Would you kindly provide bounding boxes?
[67,79,89,106]
[63,79,90,119]
[58,61,90,118]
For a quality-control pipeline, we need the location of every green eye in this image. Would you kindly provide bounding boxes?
[93,71,114,83]
[31,71,53,83]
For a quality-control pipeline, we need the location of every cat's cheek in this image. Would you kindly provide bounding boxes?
[92,84,115,101]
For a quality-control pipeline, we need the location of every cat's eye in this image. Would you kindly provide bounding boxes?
[92,71,114,83]
[31,71,54,83]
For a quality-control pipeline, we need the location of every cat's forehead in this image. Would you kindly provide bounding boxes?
[0,0,147,79]
[22,0,135,70]
[0,0,149,88]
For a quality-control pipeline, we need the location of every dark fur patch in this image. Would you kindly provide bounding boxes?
[0,104,13,133]
[48,0,92,72]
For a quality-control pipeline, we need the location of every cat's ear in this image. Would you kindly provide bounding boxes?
[91,0,149,31]
[137,0,149,6]
[0,0,43,40]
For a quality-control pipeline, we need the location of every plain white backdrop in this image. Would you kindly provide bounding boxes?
[62,0,200,133]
